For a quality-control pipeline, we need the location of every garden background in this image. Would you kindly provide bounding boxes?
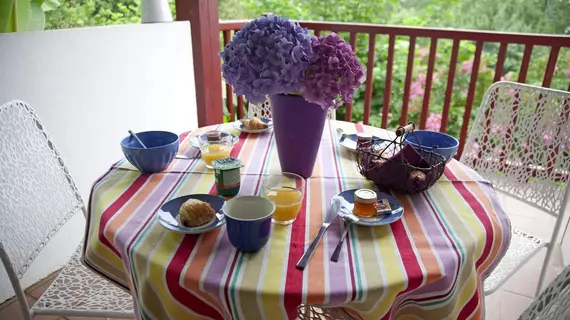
[44,0,570,137]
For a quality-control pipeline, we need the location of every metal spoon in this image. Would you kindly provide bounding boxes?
[128,130,147,148]
[331,214,359,262]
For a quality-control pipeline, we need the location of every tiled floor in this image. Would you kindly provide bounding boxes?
[0,191,564,320]
[484,190,565,320]
[0,270,134,320]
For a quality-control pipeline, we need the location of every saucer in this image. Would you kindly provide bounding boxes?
[333,189,404,226]
[156,194,226,234]
[233,118,273,133]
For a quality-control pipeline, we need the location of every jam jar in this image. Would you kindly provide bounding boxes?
[353,188,378,217]
[356,132,373,168]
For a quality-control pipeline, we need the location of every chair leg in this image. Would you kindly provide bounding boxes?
[536,245,554,297]
[0,247,32,320]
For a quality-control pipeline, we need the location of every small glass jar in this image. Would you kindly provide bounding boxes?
[357,133,373,169]
[353,189,377,217]
[205,130,222,141]
[356,132,373,150]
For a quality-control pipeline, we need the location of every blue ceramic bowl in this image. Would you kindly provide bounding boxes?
[121,131,179,173]
[404,130,459,162]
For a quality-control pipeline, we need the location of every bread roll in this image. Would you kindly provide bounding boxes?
[179,199,216,227]
[242,117,268,130]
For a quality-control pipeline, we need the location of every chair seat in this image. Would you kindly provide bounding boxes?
[484,228,546,295]
[32,244,134,318]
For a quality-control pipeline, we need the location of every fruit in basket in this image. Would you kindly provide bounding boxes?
[370,158,386,168]
[408,170,427,192]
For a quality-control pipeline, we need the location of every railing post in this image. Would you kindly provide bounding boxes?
[175,0,223,127]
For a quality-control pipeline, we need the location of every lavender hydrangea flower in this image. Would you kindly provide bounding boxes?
[300,33,366,109]
[220,15,313,104]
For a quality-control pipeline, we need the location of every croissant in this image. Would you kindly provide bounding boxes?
[179,199,216,227]
[242,117,268,130]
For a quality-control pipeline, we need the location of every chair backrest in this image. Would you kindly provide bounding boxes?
[519,263,570,320]
[248,95,337,120]
[460,81,570,216]
[0,100,84,278]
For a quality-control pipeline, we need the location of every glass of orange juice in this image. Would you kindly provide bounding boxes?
[200,138,233,169]
[262,172,305,225]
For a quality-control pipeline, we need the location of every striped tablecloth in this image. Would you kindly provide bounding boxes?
[83,120,511,320]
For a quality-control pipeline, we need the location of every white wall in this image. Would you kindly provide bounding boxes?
[0,22,197,303]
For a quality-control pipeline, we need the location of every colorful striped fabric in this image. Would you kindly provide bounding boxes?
[83,120,511,320]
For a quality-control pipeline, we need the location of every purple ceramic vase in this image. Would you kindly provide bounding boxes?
[269,94,328,179]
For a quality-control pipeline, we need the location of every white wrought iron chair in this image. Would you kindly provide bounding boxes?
[519,262,570,319]
[461,81,570,296]
[249,95,337,120]
[0,100,134,319]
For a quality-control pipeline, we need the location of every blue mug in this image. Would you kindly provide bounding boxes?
[223,196,275,253]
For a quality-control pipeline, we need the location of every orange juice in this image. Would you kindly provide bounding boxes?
[265,187,303,223]
[201,144,232,167]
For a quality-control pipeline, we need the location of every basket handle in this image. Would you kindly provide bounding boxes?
[395,123,415,137]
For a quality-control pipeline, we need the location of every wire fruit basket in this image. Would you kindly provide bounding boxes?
[356,123,447,194]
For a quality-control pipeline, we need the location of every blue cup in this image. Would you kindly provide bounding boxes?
[121,131,179,173]
[222,196,275,253]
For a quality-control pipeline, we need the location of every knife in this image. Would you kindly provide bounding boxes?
[296,196,341,270]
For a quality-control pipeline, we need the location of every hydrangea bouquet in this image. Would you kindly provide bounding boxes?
[220,14,366,178]
[220,14,365,110]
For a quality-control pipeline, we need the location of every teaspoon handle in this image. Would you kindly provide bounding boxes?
[331,223,350,262]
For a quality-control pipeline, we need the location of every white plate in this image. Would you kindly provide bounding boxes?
[233,118,273,133]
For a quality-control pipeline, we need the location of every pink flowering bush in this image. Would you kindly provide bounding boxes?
[425,113,442,132]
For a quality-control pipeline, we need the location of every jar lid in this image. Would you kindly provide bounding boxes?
[212,157,243,171]
[354,189,377,204]
[356,132,373,141]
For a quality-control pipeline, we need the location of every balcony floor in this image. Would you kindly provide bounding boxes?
[0,191,564,320]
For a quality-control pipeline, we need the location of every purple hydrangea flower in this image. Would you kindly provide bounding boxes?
[220,15,313,104]
[300,33,366,109]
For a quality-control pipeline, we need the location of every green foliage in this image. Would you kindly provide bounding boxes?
[45,0,243,29]
[45,0,142,29]
[219,0,244,19]
[0,0,60,32]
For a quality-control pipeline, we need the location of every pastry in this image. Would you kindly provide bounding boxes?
[242,117,268,130]
[179,199,216,227]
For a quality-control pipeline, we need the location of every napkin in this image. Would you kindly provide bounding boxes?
[331,195,355,218]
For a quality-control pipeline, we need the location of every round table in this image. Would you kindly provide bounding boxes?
[83,120,511,320]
